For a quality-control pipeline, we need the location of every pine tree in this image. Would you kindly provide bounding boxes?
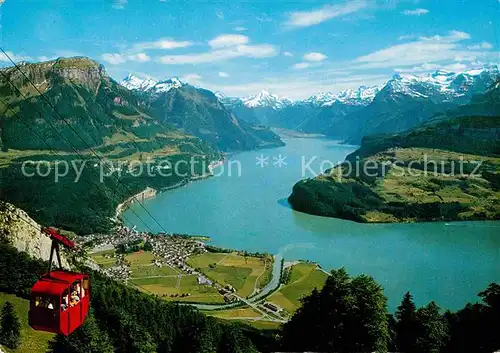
[282,268,389,353]
[48,312,114,353]
[395,292,418,352]
[415,301,449,353]
[0,301,21,349]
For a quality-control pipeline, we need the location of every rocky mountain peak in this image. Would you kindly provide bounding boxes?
[1,56,106,91]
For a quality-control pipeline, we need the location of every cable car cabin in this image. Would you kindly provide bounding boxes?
[29,271,90,336]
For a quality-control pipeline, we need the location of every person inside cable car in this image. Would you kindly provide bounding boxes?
[61,289,69,312]
[70,281,80,306]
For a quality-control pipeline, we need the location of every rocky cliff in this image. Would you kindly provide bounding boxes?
[0,201,70,268]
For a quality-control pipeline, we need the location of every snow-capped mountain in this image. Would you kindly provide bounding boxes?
[120,74,184,94]
[380,66,500,103]
[121,74,157,91]
[304,85,381,107]
[241,90,293,109]
[215,91,243,107]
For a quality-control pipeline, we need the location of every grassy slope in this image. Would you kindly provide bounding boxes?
[188,252,273,298]
[0,292,54,353]
[267,263,328,314]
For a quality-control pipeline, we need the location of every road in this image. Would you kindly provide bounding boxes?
[187,254,285,323]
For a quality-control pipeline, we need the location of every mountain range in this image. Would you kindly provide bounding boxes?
[125,66,499,143]
[121,75,284,151]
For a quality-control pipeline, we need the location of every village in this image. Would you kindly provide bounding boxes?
[83,225,328,329]
[83,226,241,303]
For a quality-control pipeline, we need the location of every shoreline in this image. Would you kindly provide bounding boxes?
[288,203,500,225]
[114,186,158,222]
[115,158,225,222]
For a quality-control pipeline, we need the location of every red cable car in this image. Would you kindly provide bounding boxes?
[28,227,90,336]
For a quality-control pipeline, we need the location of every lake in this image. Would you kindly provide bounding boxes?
[124,136,500,311]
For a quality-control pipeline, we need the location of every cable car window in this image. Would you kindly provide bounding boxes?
[70,281,81,307]
[82,278,89,297]
[61,289,69,312]
[34,295,57,310]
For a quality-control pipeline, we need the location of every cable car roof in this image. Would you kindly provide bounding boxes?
[31,279,69,296]
[47,270,86,282]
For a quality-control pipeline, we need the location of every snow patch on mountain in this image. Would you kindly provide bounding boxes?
[304,85,381,107]
[120,74,184,94]
[383,66,499,102]
[121,74,157,91]
[242,90,293,109]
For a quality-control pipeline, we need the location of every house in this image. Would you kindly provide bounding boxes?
[197,276,213,286]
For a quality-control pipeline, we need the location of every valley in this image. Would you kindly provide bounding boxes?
[2,1,500,352]
[0,55,499,351]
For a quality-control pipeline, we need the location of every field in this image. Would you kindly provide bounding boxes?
[0,292,54,353]
[205,307,262,320]
[90,249,116,269]
[91,250,274,304]
[130,275,224,304]
[90,250,226,304]
[267,263,328,314]
[187,252,273,298]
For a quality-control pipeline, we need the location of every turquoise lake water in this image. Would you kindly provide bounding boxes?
[124,136,500,311]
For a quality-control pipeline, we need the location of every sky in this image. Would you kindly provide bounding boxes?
[0,0,499,99]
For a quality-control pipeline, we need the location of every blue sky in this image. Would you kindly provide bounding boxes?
[1,0,499,99]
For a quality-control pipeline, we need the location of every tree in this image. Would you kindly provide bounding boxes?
[0,301,21,349]
[143,241,153,252]
[219,323,257,353]
[395,292,418,352]
[414,302,449,353]
[443,283,500,353]
[48,312,114,353]
[282,268,388,353]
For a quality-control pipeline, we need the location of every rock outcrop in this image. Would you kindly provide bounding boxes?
[0,201,70,268]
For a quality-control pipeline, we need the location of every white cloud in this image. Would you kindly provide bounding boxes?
[467,42,493,50]
[0,51,32,63]
[394,62,469,73]
[102,53,126,65]
[303,52,327,62]
[0,0,5,6]
[181,73,203,85]
[159,43,276,65]
[218,72,229,78]
[208,34,249,49]
[101,52,150,65]
[283,51,294,57]
[233,26,247,32]
[128,52,150,62]
[353,30,488,69]
[293,62,311,70]
[420,30,470,42]
[284,0,367,28]
[134,38,193,51]
[212,73,387,99]
[398,35,415,41]
[402,8,429,16]
[38,56,51,62]
[112,0,127,10]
